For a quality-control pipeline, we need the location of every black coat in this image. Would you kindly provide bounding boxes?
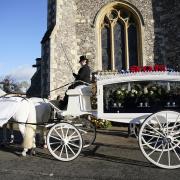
[62,64,91,106]
[73,64,91,84]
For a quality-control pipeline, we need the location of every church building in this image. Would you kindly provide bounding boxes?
[28,0,180,98]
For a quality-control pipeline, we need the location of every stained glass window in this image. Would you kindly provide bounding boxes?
[128,24,138,66]
[114,21,125,71]
[101,26,111,70]
[100,7,141,71]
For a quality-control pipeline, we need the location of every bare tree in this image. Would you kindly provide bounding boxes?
[0,75,30,93]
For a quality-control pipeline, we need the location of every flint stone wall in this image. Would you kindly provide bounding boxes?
[42,0,179,98]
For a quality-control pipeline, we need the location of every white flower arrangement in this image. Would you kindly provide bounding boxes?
[112,84,167,106]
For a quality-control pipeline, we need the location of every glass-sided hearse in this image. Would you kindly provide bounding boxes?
[94,69,180,169]
[96,71,180,123]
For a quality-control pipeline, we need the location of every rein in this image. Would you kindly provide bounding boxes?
[0,92,26,98]
[49,82,73,92]
[10,120,58,127]
[49,80,91,93]
[0,93,28,102]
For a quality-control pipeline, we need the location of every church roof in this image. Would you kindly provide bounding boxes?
[41,25,55,44]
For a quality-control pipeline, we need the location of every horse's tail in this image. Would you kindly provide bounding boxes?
[23,100,36,149]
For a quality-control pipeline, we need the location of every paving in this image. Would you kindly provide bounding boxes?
[0,126,180,180]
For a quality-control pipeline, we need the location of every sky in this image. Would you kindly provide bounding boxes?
[0,0,47,82]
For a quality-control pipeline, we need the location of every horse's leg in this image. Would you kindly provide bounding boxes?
[18,124,28,156]
[37,127,43,147]
[21,124,37,157]
[29,136,36,156]
[2,122,14,144]
[38,127,47,148]
[43,128,47,149]
[18,124,35,156]
[22,100,37,157]
[2,124,7,144]
[9,123,14,144]
[22,148,28,156]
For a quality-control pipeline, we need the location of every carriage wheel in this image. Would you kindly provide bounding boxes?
[73,116,96,148]
[139,110,180,169]
[47,122,82,161]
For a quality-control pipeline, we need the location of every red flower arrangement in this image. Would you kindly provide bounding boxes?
[129,65,166,73]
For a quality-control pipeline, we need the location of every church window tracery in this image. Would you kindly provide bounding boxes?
[98,5,143,71]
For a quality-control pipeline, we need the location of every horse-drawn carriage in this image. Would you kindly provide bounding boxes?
[0,69,180,169]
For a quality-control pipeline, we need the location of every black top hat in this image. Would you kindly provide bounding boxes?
[79,55,88,63]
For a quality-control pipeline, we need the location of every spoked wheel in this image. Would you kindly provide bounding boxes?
[47,122,82,161]
[73,116,96,148]
[139,110,180,169]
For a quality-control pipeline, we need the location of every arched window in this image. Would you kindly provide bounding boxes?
[97,3,144,71]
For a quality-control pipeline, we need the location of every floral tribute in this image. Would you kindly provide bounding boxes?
[91,117,112,128]
[112,83,167,107]
[129,65,166,73]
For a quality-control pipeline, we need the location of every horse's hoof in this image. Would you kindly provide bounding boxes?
[22,152,27,157]
[10,137,14,144]
[43,144,47,149]
[32,150,36,156]
[9,140,14,144]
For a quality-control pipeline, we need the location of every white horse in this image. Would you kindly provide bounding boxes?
[0,89,52,154]
[0,89,36,156]
[30,97,52,148]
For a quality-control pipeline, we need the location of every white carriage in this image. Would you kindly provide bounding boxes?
[47,70,180,169]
